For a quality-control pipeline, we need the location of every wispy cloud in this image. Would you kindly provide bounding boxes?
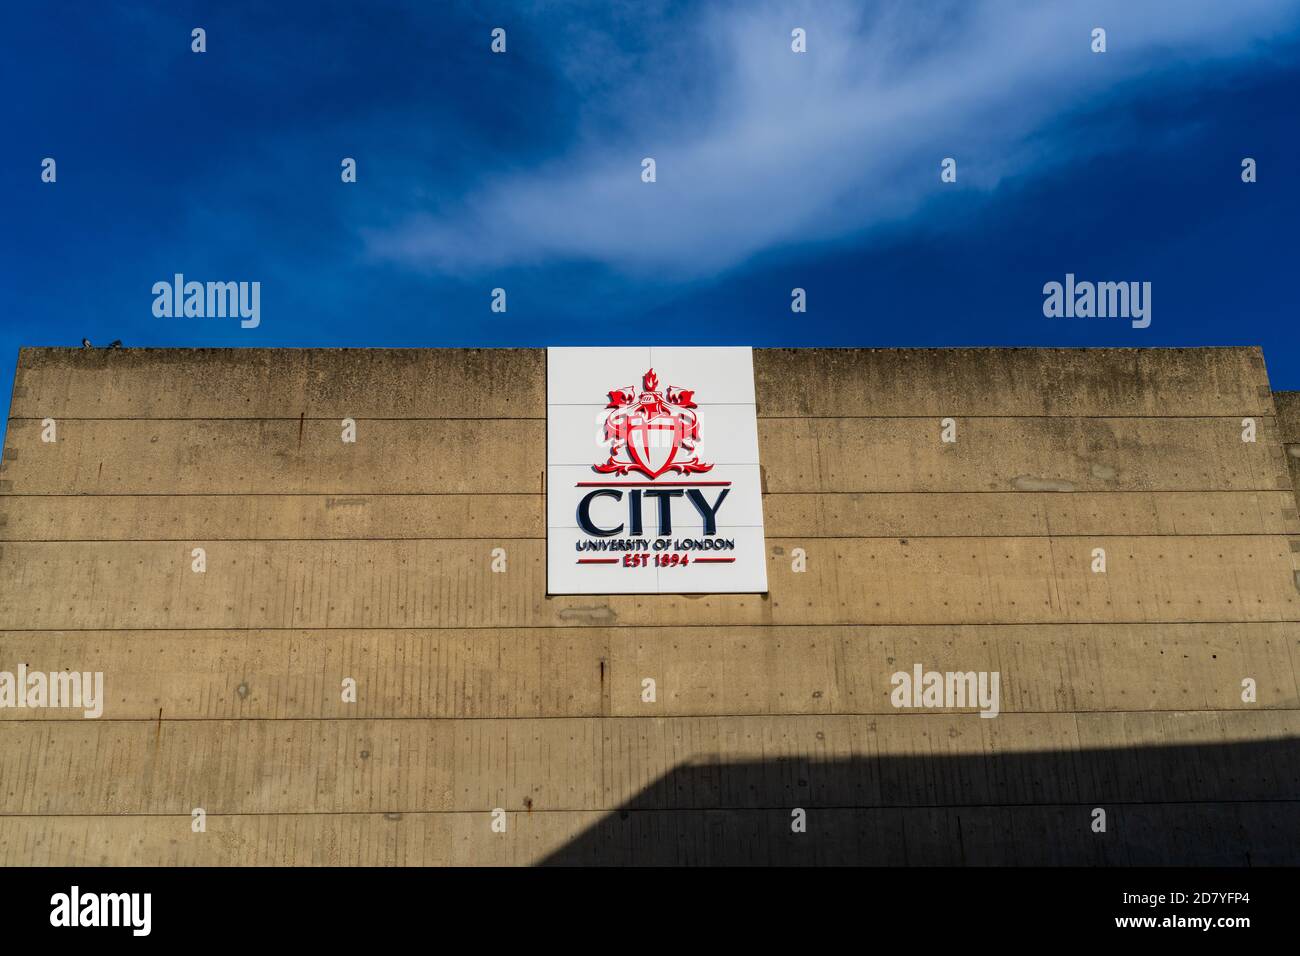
[367,0,1300,278]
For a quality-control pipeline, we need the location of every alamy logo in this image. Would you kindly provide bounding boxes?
[0,665,103,718]
[594,368,713,480]
[1042,273,1151,328]
[152,273,260,328]
[890,664,1001,718]
[50,886,151,936]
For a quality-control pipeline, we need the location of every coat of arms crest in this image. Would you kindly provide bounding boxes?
[593,368,714,480]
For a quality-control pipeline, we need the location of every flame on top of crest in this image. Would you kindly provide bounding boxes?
[643,368,659,391]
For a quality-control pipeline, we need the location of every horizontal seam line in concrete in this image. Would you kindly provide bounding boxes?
[3,533,1298,542]
[0,491,1294,498]
[6,417,550,422]
[3,414,1279,421]
[3,799,1298,817]
[5,708,1298,723]
[0,489,1293,497]
[2,622,1294,634]
[3,621,1299,632]
[761,414,1281,420]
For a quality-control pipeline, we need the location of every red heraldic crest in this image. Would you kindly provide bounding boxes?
[594,368,715,480]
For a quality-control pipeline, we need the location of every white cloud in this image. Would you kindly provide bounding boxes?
[368,0,1300,278]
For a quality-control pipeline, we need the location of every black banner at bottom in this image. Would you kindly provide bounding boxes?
[0,866,1282,942]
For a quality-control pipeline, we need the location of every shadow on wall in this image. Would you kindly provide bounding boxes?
[538,738,1300,865]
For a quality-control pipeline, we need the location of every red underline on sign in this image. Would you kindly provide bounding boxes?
[574,481,732,487]
[692,557,736,563]
[576,558,619,564]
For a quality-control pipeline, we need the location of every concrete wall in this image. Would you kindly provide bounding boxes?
[1,347,1297,865]
[1275,390,1300,508]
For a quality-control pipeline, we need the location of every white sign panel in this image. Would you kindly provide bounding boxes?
[547,347,768,595]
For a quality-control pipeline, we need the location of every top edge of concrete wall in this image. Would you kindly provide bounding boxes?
[9,345,1275,419]
[14,344,1267,356]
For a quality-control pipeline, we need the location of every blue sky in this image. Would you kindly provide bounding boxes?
[3,0,1299,425]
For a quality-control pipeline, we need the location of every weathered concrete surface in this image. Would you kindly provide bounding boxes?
[4,800,1296,866]
[2,536,1294,628]
[1,346,1298,866]
[1275,390,1300,507]
[10,346,1270,418]
[8,348,544,419]
[1276,391,1300,441]
[752,347,1276,417]
[5,711,1297,815]
[0,624,1294,720]
[0,490,1294,540]
[3,417,1289,494]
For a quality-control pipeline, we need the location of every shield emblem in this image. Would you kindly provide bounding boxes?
[593,368,713,480]
[625,413,681,479]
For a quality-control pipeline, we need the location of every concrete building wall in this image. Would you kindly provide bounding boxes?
[1,347,1297,865]
[1274,390,1300,507]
